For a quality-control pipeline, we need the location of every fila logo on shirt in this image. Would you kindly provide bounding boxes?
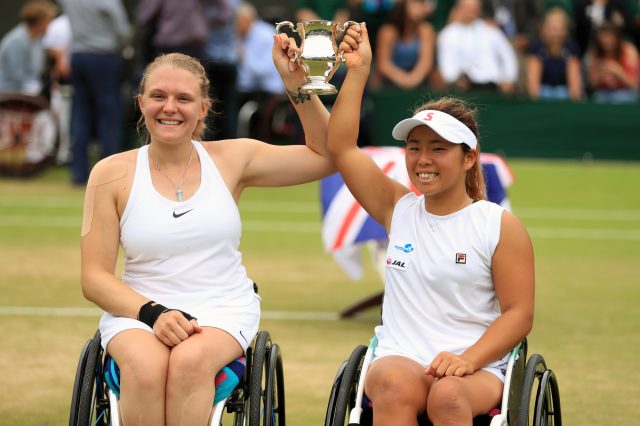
[456,253,467,264]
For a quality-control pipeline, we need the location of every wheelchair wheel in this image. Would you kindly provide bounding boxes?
[325,345,368,426]
[264,342,285,426]
[69,330,108,426]
[516,354,562,426]
[249,330,284,426]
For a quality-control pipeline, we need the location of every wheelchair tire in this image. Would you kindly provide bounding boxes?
[533,369,562,426]
[69,330,105,426]
[249,330,272,426]
[328,344,368,426]
[264,343,285,426]
[516,353,562,426]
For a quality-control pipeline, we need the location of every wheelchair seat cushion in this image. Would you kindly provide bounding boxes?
[104,355,246,405]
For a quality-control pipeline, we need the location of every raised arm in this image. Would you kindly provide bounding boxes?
[328,24,410,231]
[232,33,335,190]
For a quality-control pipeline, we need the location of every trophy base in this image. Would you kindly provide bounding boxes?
[300,82,338,95]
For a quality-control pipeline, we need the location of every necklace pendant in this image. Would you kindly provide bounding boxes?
[176,189,183,202]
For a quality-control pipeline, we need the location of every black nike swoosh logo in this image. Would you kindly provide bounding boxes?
[172,209,193,218]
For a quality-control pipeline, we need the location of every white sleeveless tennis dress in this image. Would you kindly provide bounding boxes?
[99,141,260,352]
[373,194,509,381]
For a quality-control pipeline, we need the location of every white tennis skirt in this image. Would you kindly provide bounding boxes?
[99,293,261,353]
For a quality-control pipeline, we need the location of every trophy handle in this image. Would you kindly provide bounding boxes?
[338,20,359,33]
[275,21,304,63]
[336,21,360,62]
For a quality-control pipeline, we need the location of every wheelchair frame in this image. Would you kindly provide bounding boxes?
[69,329,285,426]
[324,337,561,426]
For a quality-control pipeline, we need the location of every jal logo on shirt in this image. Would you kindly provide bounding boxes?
[386,257,407,270]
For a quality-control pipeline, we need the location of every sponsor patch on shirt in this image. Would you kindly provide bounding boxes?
[386,255,408,271]
[456,253,467,264]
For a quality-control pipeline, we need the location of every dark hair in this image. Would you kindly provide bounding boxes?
[137,53,211,144]
[388,1,408,35]
[413,97,485,200]
[592,21,624,59]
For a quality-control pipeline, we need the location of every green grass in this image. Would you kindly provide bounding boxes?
[1,159,639,425]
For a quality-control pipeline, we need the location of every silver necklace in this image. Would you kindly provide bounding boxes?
[150,146,195,202]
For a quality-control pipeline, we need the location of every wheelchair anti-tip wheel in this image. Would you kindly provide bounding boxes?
[517,354,562,426]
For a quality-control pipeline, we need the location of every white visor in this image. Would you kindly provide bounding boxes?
[391,110,478,150]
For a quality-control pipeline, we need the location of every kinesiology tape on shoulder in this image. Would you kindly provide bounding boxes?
[81,158,129,237]
[138,301,197,328]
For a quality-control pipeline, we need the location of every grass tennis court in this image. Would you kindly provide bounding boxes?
[1,159,639,425]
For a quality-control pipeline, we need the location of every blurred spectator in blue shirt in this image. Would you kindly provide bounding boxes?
[203,0,240,140]
[0,0,57,95]
[372,0,437,90]
[236,2,284,96]
[526,7,583,101]
[58,0,131,184]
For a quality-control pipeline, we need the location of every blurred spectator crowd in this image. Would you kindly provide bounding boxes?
[1,0,639,180]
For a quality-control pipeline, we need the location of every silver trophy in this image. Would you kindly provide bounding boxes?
[275,20,357,95]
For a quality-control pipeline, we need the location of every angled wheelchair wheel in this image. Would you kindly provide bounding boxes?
[69,330,108,426]
[325,345,368,426]
[264,342,285,426]
[516,354,562,426]
[249,330,284,426]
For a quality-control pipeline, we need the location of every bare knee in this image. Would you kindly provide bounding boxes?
[427,378,471,423]
[365,358,429,419]
[119,352,168,393]
[168,344,215,386]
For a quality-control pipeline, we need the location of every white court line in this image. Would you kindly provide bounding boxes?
[0,306,340,320]
[2,198,640,221]
[0,216,638,241]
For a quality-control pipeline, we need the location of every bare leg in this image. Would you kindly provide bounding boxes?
[165,327,243,426]
[365,356,433,426]
[108,329,170,425]
[427,370,502,426]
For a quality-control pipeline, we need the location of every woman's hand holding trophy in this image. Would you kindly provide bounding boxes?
[274,20,366,95]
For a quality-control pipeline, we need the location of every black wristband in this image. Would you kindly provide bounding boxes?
[138,301,197,328]
[138,301,167,328]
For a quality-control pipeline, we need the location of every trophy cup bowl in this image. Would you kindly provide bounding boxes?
[275,20,357,95]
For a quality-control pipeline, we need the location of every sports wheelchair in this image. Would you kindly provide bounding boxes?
[69,329,285,426]
[325,337,561,426]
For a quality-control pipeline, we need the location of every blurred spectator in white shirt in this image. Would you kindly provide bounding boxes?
[437,0,518,94]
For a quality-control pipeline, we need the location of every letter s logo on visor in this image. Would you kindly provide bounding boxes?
[423,112,434,121]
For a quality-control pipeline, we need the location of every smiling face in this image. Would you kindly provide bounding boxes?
[405,125,477,199]
[138,65,208,145]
